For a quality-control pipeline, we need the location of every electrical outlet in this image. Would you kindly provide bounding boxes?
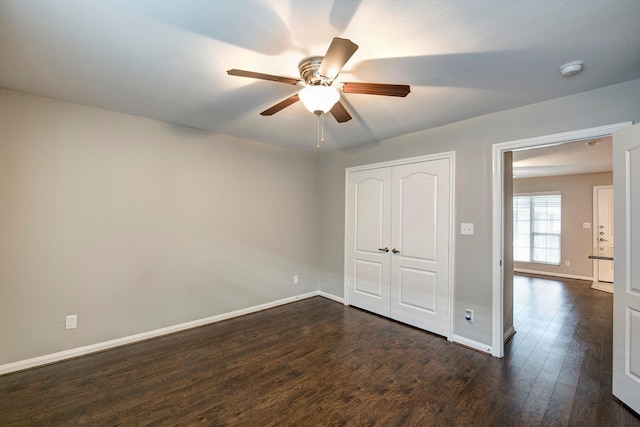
[65,314,77,330]
[461,223,474,235]
[465,309,474,323]
[565,260,571,267]
[293,275,299,285]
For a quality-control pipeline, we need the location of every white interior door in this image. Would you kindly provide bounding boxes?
[345,168,392,317]
[612,123,640,414]
[389,159,451,336]
[596,187,614,282]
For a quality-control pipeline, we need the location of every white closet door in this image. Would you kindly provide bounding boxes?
[389,159,451,336]
[345,168,392,317]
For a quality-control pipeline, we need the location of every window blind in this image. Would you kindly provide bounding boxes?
[513,194,561,265]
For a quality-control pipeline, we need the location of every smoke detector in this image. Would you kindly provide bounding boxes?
[559,60,585,77]
[585,139,600,147]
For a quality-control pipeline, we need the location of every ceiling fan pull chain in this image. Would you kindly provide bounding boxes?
[321,112,325,145]
[316,112,321,149]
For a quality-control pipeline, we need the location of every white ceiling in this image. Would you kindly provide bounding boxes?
[512,137,612,179]
[1,1,639,152]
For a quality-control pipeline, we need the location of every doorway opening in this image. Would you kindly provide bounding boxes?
[491,122,632,357]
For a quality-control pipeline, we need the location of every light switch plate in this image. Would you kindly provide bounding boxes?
[583,222,591,229]
[461,223,474,235]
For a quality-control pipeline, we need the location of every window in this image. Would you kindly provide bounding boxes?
[513,193,561,265]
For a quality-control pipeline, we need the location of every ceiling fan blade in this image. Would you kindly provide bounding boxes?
[227,69,300,85]
[341,82,410,97]
[318,37,359,80]
[260,93,300,116]
[330,101,352,123]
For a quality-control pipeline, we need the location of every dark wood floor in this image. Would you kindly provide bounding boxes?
[1,274,639,426]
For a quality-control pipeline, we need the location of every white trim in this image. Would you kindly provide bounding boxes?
[492,122,632,358]
[591,281,613,293]
[448,153,457,342]
[343,167,351,307]
[344,152,456,340]
[318,291,344,304]
[504,326,516,343]
[0,291,321,375]
[345,152,456,173]
[514,268,593,282]
[513,191,561,197]
[452,334,492,354]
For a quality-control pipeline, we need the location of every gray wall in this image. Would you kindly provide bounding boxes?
[0,88,320,365]
[513,172,613,278]
[318,79,640,347]
[3,79,640,365]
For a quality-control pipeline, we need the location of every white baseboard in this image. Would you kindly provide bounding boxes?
[452,334,492,354]
[317,291,344,304]
[591,281,614,294]
[0,291,321,375]
[504,326,516,343]
[514,268,593,282]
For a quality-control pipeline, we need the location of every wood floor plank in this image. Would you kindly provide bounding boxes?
[543,380,578,426]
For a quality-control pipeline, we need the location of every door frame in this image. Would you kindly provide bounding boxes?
[593,185,614,285]
[491,122,632,357]
[344,151,456,340]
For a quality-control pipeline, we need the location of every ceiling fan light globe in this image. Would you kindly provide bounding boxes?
[299,85,340,114]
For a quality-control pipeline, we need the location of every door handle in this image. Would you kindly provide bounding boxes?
[599,238,608,241]
[378,247,389,252]
[392,248,401,254]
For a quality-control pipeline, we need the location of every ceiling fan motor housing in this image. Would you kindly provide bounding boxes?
[298,56,329,85]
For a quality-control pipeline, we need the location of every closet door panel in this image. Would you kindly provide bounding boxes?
[398,267,437,313]
[354,260,383,297]
[397,171,438,260]
[390,159,451,336]
[346,168,391,317]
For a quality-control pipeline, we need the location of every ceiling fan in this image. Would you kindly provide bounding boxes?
[227,37,410,130]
